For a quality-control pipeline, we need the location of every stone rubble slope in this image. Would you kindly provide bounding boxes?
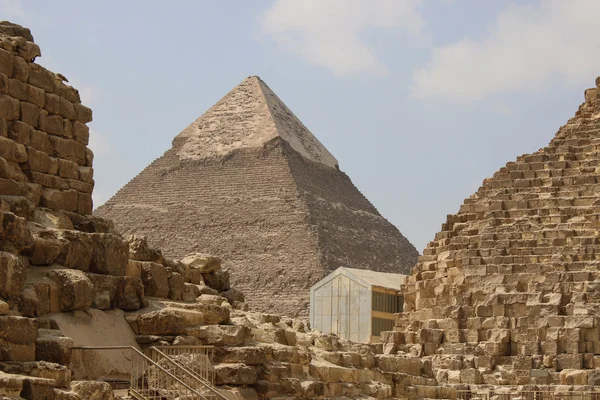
[386,77,600,391]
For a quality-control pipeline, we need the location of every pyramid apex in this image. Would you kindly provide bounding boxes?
[174,76,339,169]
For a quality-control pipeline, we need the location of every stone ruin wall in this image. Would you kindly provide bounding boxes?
[0,25,94,217]
[383,77,600,388]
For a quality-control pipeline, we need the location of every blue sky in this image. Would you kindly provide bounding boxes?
[3,0,599,251]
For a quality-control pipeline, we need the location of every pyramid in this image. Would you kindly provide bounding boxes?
[392,78,600,386]
[95,76,418,317]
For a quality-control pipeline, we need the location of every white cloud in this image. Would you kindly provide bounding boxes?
[411,0,600,102]
[259,0,425,77]
[0,0,24,18]
[88,130,111,156]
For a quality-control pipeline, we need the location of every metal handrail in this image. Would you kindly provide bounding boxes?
[150,346,227,400]
[72,346,210,400]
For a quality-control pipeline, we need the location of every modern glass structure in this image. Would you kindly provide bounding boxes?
[309,267,406,343]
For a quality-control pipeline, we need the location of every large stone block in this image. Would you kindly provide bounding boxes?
[187,325,248,346]
[40,188,78,212]
[0,251,28,299]
[89,233,128,276]
[129,308,204,335]
[0,94,20,120]
[0,135,27,162]
[47,269,93,311]
[115,276,146,311]
[214,347,266,365]
[214,363,257,385]
[140,261,169,297]
[35,329,73,365]
[0,211,33,252]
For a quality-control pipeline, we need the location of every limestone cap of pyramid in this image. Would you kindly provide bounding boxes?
[173,76,339,169]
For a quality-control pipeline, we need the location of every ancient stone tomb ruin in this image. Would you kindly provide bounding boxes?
[388,76,600,388]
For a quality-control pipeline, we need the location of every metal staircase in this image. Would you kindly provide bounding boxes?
[72,345,227,400]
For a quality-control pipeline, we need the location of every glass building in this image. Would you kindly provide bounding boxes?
[309,267,406,343]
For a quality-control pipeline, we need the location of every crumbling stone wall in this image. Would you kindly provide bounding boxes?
[0,23,93,216]
[387,77,600,388]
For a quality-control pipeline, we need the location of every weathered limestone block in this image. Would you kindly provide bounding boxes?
[87,273,119,310]
[0,251,28,299]
[129,308,204,335]
[69,380,113,400]
[220,288,244,304]
[214,347,267,365]
[0,94,19,119]
[187,325,248,346]
[140,261,169,298]
[168,272,185,301]
[89,233,128,276]
[169,302,229,325]
[214,363,257,385]
[375,355,421,375]
[35,329,73,365]
[0,316,37,361]
[202,269,230,292]
[0,156,27,181]
[300,380,325,398]
[114,276,146,311]
[47,269,93,311]
[40,188,78,212]
[181,253,221,276]
[0,135,26,163]
[0,211,33,252]
[127,235,162,263]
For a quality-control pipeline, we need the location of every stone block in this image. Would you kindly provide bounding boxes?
[58,158,79,179]
[12,57,28,82]
[25,147,56,173]
[78,166,93,183]
[556,354,582,370]
[73,103,92,123]
[215,363,257,385]
[58,97,76,120]
[0,251,28,299]
[77,192,92,215]
[44,93,60,114]
[30,129,52,154]
[0,48,13,76]
[39,110,64,136]
[8,78,27,100]
[0,135,27,162]
[35,329,73,365]
[214,346,267,365]
[130,308,204,335]
[47,135,86,165]
[8,120,32,145]
[28,65,54,92]
[40,188,78,212]
[72,121,89,145]
[26,84,44,108]
[114,276,146,311]
[140,261,169,297]
[20,101,39,127]
[0,156,26,181]
[47,269,94,311]
[168,272,185,301]
[187,325,248,346]
[70,381,113,400]
[89,233,128,276]
[0,95,20,120]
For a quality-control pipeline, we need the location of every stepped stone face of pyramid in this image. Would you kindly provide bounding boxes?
[95,76,418,317]
[391,77,600,386]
